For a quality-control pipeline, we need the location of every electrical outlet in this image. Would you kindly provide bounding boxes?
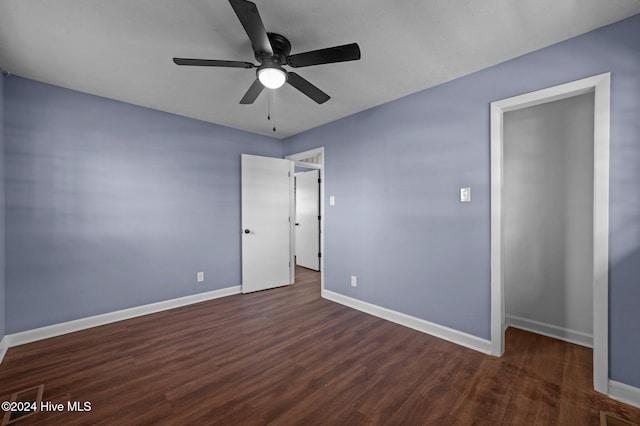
[197,272,205,283]
[351,275,357,287]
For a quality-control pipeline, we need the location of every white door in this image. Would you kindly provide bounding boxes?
[241,154,293,293]
[295,170,320,270]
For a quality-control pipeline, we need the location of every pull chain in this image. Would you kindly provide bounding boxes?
[272,90,276,132]
[266,90,277,133]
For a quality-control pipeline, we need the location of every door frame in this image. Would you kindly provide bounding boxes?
[285,147,324,290]
[294,169,321,271]
[490,73,611,394]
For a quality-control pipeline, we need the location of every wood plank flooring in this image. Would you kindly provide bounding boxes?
[1,266,639,425]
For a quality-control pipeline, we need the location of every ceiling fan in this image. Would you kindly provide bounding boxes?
[173,0,361,105]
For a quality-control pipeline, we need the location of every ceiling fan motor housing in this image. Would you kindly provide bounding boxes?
[255,33,291,65]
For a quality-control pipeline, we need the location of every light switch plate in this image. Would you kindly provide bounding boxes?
[460,187,471,203]
[329,195,335,206]
[197,272,205,283]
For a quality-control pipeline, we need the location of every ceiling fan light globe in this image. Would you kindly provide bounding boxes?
[258,67,286,89]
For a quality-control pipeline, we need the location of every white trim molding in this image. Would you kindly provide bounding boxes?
[0,336,8,365]
[609,380,640,409]
[323,290,492,355]
[285,147,324,165]
[506,316,593,348]
[490,72,611,394]
[286,147,325,293]
[4,286,241,350]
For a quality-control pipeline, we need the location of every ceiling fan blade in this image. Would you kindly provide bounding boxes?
[287,43,361,68]
[240,79,265,104]
[173,58,255,68]
[287,72,330,104]
[229,0,273,55]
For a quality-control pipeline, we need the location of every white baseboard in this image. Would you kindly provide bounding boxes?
[322,290,492,355]
[506,315,593,348]
[609,380,640,409]
[5,286,241,350]
[0,336,8,364]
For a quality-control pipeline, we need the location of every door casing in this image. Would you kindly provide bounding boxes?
[490,73,611,394]
[286,148,325,289]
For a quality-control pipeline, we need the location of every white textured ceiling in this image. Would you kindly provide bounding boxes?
[1,1,639,139]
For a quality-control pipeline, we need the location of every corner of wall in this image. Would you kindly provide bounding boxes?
[0,69,6,344]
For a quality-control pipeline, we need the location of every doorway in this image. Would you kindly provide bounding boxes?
[490,73,611,394]
[286,148,325,290]
[503,92,594,347]
[295,169,320,271]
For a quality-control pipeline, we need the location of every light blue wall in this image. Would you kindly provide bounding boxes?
[4,76,282,333]
[284,14,640,388]
[0,73,5,341]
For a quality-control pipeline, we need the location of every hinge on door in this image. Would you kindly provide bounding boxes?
[318,253,321,258]
[318,215,321,221]
[318,178,321,183]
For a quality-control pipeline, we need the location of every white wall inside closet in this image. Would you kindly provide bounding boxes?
[503,92,595,346]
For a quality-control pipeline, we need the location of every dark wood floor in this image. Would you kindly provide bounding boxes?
[1,266,639,425]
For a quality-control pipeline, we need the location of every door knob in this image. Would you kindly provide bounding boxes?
[295,223,300,226]
[244,229,250,234]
